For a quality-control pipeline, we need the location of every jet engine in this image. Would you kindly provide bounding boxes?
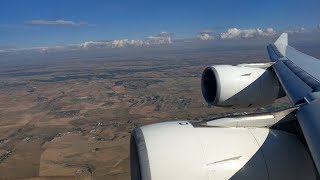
[130,120,317,180]
[201,64,285,107]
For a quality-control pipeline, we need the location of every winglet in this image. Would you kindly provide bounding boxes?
[275,33,288,46]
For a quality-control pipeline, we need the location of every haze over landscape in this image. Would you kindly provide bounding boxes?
[1,0,320,179]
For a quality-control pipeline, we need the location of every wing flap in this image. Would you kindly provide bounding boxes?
[297,100,320,173]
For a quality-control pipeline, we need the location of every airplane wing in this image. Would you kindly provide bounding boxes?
[130,34,320,180]
[267,33,320,173]
[267,33,320,104]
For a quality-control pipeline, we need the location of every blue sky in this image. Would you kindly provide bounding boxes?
[1,0,320,48]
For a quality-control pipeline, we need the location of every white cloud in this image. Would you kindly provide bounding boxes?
[197,31,214,40]
[285,27,308,34]
[0,32,173,54]
[146,32,172,45]
[79,41,107,48]
[26,20,85,26]
[0,46,54,54]
[78,32,172,49]
[220,28,276,39]
[111,39,144,48]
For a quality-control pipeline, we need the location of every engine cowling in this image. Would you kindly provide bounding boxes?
[130,121,317,180]
[201,65,285,107]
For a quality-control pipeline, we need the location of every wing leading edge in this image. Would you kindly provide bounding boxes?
[268,33,320,173]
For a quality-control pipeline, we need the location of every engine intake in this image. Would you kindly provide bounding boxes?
[201,65,284,107]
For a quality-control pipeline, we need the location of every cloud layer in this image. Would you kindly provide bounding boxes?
[2,25,320,54]
[285,27,308,34]
[197,31,214,40]
[145,32,172,45]
[220,28,276,39]
[80,31,172,48]
[26,20,85,26]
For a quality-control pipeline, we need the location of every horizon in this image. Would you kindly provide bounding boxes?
[1,0,320,49]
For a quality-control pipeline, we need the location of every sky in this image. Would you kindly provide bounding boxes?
[1,0,320,48]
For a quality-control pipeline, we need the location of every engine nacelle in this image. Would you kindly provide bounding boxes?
[130,121,317,180]
[201,65,284,107]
